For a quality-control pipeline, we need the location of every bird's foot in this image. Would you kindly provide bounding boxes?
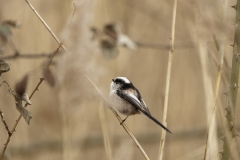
[120,115,129,125]
[120,119,126,125]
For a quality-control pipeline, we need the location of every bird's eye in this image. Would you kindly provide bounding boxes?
[115,82,118,84]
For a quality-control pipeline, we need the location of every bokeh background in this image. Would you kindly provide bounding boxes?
[0,0,240,159]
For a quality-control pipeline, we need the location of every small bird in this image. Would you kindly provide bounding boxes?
[110,77,172,133]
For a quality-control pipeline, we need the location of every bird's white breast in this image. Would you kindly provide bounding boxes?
[109,90,138,115]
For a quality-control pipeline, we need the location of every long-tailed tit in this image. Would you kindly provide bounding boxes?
[110,77,172,133]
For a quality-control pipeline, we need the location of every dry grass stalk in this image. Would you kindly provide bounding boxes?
[158,0,178,159]
[25,0,67,52]
[198,40,219,160]
[203,0,228,159]
[86,76,150,160]
[99,102,113,160]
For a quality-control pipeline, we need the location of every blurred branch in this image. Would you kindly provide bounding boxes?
[86,76,150,160]
[25,0,67,52]
[0,51,62,60]
[158,0,177,160]
[6,127,240,157]
[135,41,197,50]
[0,44,62,160]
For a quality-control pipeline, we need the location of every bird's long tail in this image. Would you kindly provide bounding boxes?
[136,106,172,133]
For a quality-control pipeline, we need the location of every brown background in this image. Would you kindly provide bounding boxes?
[0,0,239,160]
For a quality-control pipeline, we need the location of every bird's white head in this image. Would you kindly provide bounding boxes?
[110,77,131,91]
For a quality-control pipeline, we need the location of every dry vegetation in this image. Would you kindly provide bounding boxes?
[0,0,240,160]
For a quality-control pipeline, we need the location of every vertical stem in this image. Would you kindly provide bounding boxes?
[221,1,240,159]
[158,0,177,160]
[203,1,228,160]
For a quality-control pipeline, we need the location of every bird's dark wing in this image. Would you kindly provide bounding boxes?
[116,90,172,133]
[132,88,151,114]
[139,98,151,114]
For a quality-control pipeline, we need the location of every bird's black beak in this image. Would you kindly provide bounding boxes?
[112,79,115,82]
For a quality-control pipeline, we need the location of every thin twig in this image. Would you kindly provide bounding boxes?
[203,0,228,159]
[25,0,67,52]
[0,81,15,97]
[0,44,62,160]
[0,81,12,90]
[158,0,178,160]
[47,44,62,68]
[0,109,11,136]
[86,76,150,160]
[0,78,44,160]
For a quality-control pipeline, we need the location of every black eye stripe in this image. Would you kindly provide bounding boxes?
[115,79,124,84]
